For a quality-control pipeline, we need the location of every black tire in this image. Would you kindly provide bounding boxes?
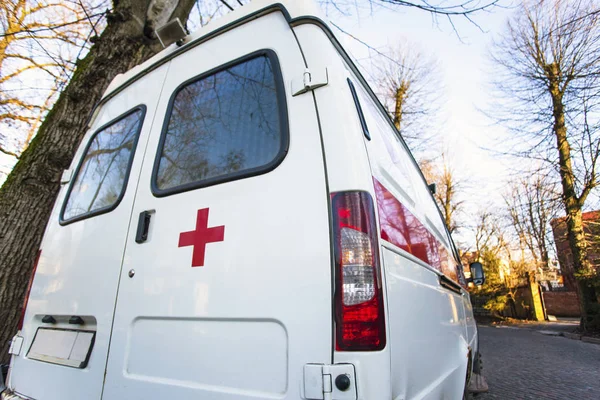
[463,350,473,400]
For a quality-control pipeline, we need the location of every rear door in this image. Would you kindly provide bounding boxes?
[102,11,332,400]
[9,65,169,400]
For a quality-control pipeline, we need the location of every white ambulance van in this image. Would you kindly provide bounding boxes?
[2,1,486,399]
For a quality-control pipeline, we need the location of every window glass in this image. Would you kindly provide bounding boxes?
[354,83,417,204]
[62,108,143,221]
[354,80,450,248]
[155,55,284,192]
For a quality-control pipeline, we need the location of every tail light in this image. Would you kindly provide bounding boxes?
[17,250,41,330]
[332,191,386,351]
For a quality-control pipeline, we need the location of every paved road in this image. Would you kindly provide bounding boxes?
[475,325,600,399]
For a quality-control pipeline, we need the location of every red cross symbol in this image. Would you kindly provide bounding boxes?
[178,208,225,267]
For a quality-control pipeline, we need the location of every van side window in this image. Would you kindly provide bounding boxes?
[347,78,370,140]
[353,80,450,249]
[61,107,145,223]
[153,52,287,195]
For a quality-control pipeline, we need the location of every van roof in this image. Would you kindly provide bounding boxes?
[102,0,325,99]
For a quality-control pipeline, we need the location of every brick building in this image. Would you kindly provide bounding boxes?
[550,210,600,291]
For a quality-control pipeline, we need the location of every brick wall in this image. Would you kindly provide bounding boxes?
[543,291,581,317]
[550,211,600,291]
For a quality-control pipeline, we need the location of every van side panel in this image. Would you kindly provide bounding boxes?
[293,24,393,400]
[464,293,478,360]
[351,73,471,399]
[382,248,469,399]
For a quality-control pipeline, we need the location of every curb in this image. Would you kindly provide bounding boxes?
[562,332,582,340]
[486,324,600,345]
[560,332,600,345]
[581,336,600,345]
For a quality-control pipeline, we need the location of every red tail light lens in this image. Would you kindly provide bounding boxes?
[332,191,386,351]
[17,250,41,330]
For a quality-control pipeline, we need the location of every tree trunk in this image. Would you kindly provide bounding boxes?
[567,208,600,330]
[0,0,195,363]
[393,81,408,132]
[548,70,600,332]
[442,165,454,233]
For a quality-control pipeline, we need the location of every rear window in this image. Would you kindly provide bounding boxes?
[61,107,145,223]
[152,51,288,196]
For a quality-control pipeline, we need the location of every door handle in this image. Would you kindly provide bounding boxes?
[135,210,152,243]
[439,274,463,295]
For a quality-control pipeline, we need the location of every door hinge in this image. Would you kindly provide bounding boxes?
[303,363,357,400]
[61,169,73,184]
[292,68,329,96]
[8,335,24,356]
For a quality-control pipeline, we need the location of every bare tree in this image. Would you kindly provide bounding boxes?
[420,156,463,234]
[373,42,442,152]
[491,0,600,331]
[0,0,107,162]
[505,175,561,269]
[470,209,542,317]
[474,211,507,259]
[321,0,499,27]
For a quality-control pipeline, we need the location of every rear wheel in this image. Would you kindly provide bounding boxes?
[463,349,474,400]
[468,351,488,397]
